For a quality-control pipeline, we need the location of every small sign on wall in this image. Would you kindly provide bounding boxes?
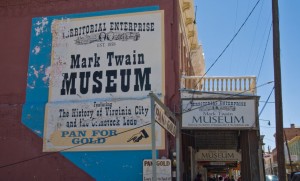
[143,159,172,181]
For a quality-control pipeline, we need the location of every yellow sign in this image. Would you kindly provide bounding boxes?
[43,99,165,151]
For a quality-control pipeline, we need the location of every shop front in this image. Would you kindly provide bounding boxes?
[180,92,263,181]
[194,148,241,181]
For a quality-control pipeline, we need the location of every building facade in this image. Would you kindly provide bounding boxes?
[0,0,203,180]
[286,136,300,172]
[265,124,300,178]
[180,76,262,181]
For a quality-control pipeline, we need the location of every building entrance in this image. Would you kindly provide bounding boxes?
[194,160,240,181]
[183,130,242,181]
[180,90,262,181]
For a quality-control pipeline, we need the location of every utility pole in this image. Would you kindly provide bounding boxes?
[272,0,286,180]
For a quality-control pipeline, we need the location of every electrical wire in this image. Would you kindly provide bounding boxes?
[259,87,276,149]
[259,86,274,116]
[1,80,273,169]
[188,0,262,103]
[260,101,274,103]
[257,23,272,82]
[229,0,239,73]
[182,81,273,114]
[244,0,265,75]
[1,0,264,170]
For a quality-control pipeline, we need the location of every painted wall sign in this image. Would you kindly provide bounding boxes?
[23,6,165,180]
[196,149,242,161]
[182,99,256,129]
[143,159,172,181]
[49,11,164,102]
[41,10,165,151]
[44,98,165,151]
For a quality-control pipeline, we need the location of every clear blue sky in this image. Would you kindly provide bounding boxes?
[195,0,300,151]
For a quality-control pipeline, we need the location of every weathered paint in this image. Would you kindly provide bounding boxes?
[22,6,161,180]
[0,0,180,180]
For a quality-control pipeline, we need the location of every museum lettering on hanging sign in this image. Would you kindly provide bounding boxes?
[182,99,256,129]
[43,10,165,152]
[196,149,242,161]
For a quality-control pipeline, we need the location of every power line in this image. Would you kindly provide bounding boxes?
[189,0,262,102]
[259,86,274,116]
[205,0,261,78]
[244,0,265,75]
[260,101,274,103]
[257,23,272,82]
[1,81,273,169]
[183,81,273,114]
[1,0,264,171]
[229,0,239,73]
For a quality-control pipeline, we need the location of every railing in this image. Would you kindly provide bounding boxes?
[181,76,256,94]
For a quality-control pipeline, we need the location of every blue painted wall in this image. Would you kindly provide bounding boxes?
[22,6,159,180]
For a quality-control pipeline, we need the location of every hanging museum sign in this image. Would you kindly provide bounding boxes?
[182,99,256,129]
[196,149,242,161]
[43,10,165,151]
